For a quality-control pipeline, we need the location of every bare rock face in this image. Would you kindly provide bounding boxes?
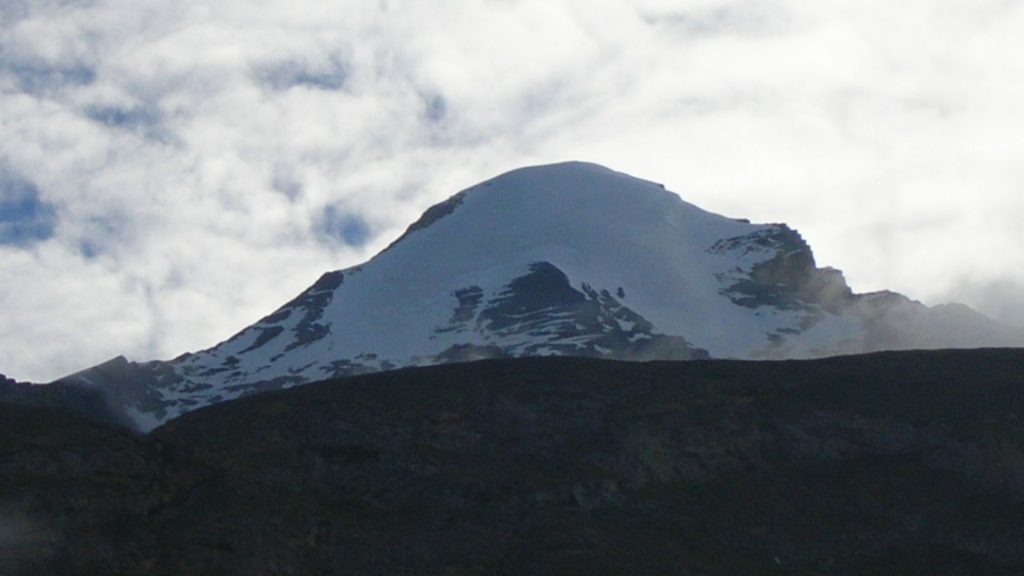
[712,225,854,312]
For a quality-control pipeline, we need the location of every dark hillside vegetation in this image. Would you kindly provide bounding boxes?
[3,349,1024,575]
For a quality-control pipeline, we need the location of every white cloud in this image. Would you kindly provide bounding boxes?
[1,0,1023,380]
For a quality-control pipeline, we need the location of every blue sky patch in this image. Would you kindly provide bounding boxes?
[0,172,57,246]
[424,94,447,122]
[86,105,160,129]
[317,205,371,247]
[5,62,96,95]
[256,56,350,92]
[85,104,173,142]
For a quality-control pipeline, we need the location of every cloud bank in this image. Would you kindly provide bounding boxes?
[2,0,1023,381]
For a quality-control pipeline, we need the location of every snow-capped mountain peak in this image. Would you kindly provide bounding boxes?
[57,162,1024,431]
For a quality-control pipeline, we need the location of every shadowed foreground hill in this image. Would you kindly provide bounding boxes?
[4,350,1024,575]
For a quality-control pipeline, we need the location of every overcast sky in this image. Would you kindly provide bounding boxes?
[2,0,1023,381]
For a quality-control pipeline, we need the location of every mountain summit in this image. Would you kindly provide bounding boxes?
[57,162,1024,430]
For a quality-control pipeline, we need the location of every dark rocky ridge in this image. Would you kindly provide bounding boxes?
[4,349,1024,575]
[381,190,467,253]
[0,373,130,429]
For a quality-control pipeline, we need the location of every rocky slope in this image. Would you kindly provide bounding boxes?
[4,350,1024,575]
[52,162,1024,430]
